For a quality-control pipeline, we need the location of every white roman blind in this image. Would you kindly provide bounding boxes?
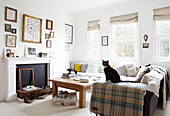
[110,13,138,25]
[87,20,100,31]
[154,6,170,21]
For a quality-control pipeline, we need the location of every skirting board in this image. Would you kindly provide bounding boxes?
[6,93,17,101]
[0,94,5,101]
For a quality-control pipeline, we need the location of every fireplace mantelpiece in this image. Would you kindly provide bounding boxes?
[5,57,55,101]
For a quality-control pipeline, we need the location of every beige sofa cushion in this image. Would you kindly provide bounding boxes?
[135,66,150,82]
[127,66,138,77]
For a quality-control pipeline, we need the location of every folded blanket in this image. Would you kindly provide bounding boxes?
[152,66,169,109]
[90,82,146,116]
[140,65,169,109]
[140,70,163,97]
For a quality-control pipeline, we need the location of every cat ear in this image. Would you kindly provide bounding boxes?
[107,60,109,63]
[102,59,104,62]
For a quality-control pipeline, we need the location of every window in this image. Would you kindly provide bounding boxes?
[154,6,170,61]
[88,30,100,59]
[156,21,170,59]
[87,20,100,60]
[112,23,137,58]
[110,13,139,60]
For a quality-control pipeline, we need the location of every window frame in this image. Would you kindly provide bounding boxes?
[155,21,170,61]
[87,29,101,61]
[110,22,140,61]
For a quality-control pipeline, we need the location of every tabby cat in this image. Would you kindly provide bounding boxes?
[102,60,121,83]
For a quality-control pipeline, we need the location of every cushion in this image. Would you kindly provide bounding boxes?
[75,63,81,72]
[70,62,76,70]
[125,64,134,68]
[114,65,126,75]
[98,65,104,73]
[135,66,150,82]
[126,66,138,77]
[81,63,88,72]
[86,63,99,73]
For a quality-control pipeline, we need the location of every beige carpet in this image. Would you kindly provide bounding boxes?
[0,90,169,116]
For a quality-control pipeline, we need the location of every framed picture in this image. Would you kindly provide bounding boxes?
[46,40,52,48]
[45,33,49,39]
[25,46,37,57]
[4,48,11,57]
[6,35,16,47]
[5,6,17,23]
[5,24,11,32]
[11,28,17,34]
[50,31,54,38]
[22,14,42,43]
[143,43,149,48]
[65,24,73,44]
[102,36,108,46]
[46,19,53,30]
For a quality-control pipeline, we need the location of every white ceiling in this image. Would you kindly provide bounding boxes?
[57,0,140,13]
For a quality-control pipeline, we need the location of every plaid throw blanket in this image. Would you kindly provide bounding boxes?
[90,82,146,116]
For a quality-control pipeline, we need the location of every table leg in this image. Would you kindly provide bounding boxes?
[79,88,86,108]
[52,82,58,97]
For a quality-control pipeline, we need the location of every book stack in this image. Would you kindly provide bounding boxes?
[61,73,75,79]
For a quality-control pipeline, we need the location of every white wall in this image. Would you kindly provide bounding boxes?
[0,0,75,101]
[74,0,170,67]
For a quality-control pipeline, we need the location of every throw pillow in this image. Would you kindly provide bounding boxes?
[70,62,76,70]
[126,66,138,77]
[135,66,150,83]
[98,65,104,73]
[86,63,99,73]
[75,63,81,72]
[81,63,88,73]
[114,65,126,75]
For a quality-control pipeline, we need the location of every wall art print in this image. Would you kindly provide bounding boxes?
[5,6,17,23]
[22,14,42,43]
[65,24,73,44]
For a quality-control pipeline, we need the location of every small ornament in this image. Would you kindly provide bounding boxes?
[143,35,148,41]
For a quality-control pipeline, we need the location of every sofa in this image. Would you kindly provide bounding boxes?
[69,62,169,116]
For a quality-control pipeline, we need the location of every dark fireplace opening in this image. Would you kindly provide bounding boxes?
[16,63,48,90]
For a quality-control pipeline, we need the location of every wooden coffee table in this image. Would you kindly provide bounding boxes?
[49,76,100,108]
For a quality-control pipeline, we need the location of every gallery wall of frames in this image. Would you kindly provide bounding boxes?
[4,6,58,58]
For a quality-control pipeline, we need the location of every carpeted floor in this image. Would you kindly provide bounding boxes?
[0,90,169,116]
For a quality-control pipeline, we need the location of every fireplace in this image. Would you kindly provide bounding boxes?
[5,57,55,101]
[16,63,48,90]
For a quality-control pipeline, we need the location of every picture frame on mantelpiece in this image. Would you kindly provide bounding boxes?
[5,6,17,23]
[4,47,16,57]
[25,46,37,57]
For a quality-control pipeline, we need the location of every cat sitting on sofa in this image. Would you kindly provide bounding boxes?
[102,60,121,83]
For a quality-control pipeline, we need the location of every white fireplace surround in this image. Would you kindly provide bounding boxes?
[5,57,55,101]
